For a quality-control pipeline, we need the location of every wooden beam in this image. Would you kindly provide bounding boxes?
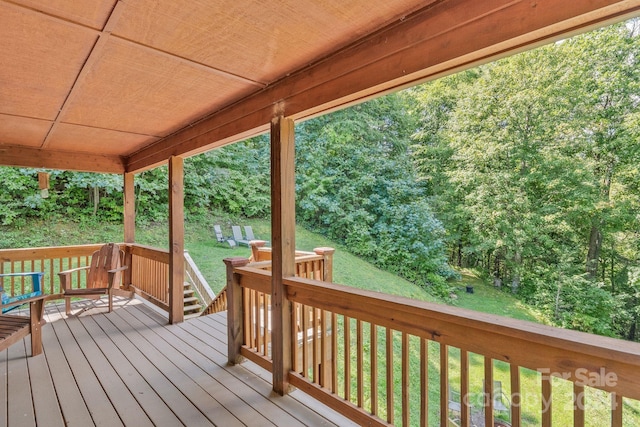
[123,172,135,289]
[270,115,295,395]
[0,145,124,173]
[123,172,135,244]
[125,0,640,172]
[168,156,184,324]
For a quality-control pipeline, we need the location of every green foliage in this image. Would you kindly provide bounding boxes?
[184,139,270,219]
[295,93,452,292]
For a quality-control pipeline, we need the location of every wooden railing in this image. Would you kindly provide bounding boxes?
[128,244,170,311]
[0,243,214,320]
[227,266,640,427]
[202,246,334,316]
[0,244,104,298]
[184,250,215,310]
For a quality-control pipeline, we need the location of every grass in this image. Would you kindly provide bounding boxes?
[450,269,546,323]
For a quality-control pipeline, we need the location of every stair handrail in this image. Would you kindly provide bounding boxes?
[183,251,216,312]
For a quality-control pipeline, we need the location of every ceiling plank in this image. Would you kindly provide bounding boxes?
[125,0,640,173]
[40,0,125,149]
[0,145,125,173]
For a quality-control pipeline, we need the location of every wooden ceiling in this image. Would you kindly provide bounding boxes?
[1,0,639,173]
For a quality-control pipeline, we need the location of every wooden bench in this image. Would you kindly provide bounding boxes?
[0,294,46,356]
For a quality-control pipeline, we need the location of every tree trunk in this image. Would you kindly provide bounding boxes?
[511,250,522,294]
[92,186,99,216]
[554,282,562,320]
[586,221,602,279]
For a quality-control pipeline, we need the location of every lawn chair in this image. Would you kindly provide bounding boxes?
[59,243,128,315]
[214,225,237,248]
[232,225,249,247]
[491,380,510,412]
[214,225,226,242]
[244,225,269,246]
[244,225,256,241]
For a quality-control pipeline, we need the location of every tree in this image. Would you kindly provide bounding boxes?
[296,93,453,294]
[410,20,640,336]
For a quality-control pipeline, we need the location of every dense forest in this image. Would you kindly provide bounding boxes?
[1,22,639,340]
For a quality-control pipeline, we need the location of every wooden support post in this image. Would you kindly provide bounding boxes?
[29,297,45,356]
[270,115,295,395]
[168,156,184,324]
[313,247,335,282]
[224,257,250,365]
[123,172,135,288]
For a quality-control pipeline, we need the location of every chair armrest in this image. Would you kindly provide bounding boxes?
[107,265,128,289]
[0,293,47,311]
[59,266,90,291]
[58,266,91,276]
[0,272,44,292]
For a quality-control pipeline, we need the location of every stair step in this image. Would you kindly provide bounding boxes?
[183,282,191,288]
[184,304,202,312]
[183,297,199,304]
[183,289,194,296]
[184,312,202,320]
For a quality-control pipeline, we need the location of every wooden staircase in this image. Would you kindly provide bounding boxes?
[183,282,203,319]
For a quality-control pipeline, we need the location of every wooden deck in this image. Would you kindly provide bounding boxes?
[0,297,358,427]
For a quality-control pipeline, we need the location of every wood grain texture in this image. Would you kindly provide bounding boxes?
[168,156,184,324]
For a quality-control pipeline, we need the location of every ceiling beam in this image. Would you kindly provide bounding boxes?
[0,145,125,173]
[125,0,640,173]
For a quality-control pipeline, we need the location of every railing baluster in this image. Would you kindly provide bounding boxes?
[542,374,552,427]
[256,292,263,355]
[302,304,309,378]
[511,364,521,427]
[249,290,256,350]
[344,315,351,401]
[574,383,584,427]
[312,307,319,383]
[440,344,449,427]
[20,260,25,294]
[292,302,300,373]
[461,349,470,427]
[386,328,394,425]
[403,332,409,427]
[370,322,378,416]
[243,287,249,347]
[420,338,428,427]
[484,357,494,427]
[331,312,337,393]
[264,293,271,359]
[612,393,623,427]
[320,309,328,388]
[357,319,364,408]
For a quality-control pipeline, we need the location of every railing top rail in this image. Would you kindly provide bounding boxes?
[282,275,640,363]
[128,244,170,262]
[0,243,109,262]
[248,254,324,269]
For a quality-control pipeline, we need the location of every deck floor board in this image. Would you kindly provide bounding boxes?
[0,297,355,426]
[129,309,291,426]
